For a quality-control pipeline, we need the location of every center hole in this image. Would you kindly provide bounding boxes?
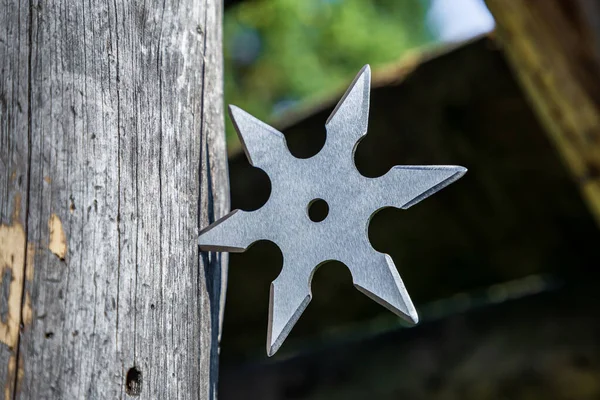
[307,198,329,222]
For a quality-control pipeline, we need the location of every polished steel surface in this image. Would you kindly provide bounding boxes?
[199,65,467,356]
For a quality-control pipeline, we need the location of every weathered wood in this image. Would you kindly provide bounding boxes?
[0,0,228,399]
[220,37,600,361]
[0,1,30,397]
[485,0,600,224]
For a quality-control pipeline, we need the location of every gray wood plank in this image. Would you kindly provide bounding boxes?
[0,0,32,397]
[1,0,228,398]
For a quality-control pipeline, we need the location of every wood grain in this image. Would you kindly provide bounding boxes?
[485,0,600,224]
[0,0,228,398]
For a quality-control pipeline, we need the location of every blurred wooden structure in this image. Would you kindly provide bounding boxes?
[220,3,600,396]
[486,0,600,223]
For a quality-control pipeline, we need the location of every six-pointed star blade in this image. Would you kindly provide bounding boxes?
[199,65,467,356]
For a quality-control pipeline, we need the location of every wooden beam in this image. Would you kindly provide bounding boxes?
[0,1,229,398]
[485,0,600,224]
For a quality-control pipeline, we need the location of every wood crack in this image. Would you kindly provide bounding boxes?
[10,0,35,398]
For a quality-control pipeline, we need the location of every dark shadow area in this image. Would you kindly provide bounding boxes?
[222,283,600,399]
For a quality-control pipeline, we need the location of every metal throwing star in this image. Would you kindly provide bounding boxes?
[199,65,467,356]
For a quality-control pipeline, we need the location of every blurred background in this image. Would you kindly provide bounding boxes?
[222,0,494,152]
[219,0,600,399]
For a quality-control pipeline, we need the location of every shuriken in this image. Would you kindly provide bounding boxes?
[199,65,466,356]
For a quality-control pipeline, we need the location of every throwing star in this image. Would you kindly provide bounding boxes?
[199,65,467,356]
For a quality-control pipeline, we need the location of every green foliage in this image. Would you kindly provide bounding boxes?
[224,0,433,151]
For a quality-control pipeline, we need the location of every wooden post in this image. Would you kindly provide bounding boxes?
[484,0,600,225]
[0,0,229,398]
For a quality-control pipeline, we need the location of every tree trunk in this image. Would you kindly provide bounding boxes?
[0,0,229,398]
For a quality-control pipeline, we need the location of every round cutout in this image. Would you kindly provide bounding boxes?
[307,198,329,222]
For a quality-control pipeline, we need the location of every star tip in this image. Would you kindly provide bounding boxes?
[395,291,419,325]
[356,65,371,84]
[326,65,372,127]
[266,343,279,357]
[229,105,256,127]
[407,309,419,325]
[454,166,468,179]
[266,331,284,357]
[227,104,243,117]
